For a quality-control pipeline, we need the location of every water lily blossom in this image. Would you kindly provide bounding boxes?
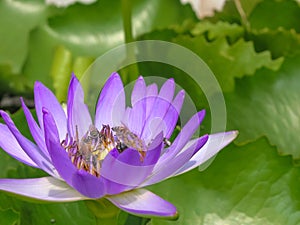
[0,73,237,218]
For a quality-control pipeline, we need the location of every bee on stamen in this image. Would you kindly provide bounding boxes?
[61,124,149,177]
[112,126,147,161]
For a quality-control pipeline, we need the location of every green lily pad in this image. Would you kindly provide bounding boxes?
[239,0,264,16]
[191,21,245,43]
[19,201,96,225]
[173,35,283,92]
[0,208,19,225]
[0,0,53,73]
[249,28,300,58]
[150,138,300,225]
[23,0,196,87]
[249,0,300,32]
[226,54,300,161]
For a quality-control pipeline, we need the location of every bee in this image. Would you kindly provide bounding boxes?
[77,125,114,176]
[67,124,149,176]
[112,126,147,161]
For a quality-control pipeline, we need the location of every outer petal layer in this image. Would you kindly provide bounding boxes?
[0,177,86,202]
[107,188,178,219]
[0,124,37,168]
[141,135,208,187]
[174,131,239,176]
[0,110,57,177]
[21,98,49,157]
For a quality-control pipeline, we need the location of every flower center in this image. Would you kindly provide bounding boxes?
[61,124,146,177]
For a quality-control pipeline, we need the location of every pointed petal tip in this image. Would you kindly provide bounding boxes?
[165,78,175,87]
[178,89,185,96]
[107,189,178,219]
[0,110,10,121]
[69,73,80,88]
[199,109,206,115]
[34,80,42,87]
[233,130,239,136]
[34,81,47,92]
[198,109,206,122]
[228,130,239,141]
[70,73,78,82]
[0,109,6,118]
[202,133,209,142]
[110,72,120,79]
[168,77,175,83]
[137,75,144,80]
[170,211,179,220]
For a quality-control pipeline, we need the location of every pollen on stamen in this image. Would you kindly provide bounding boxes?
[61,124,149,177]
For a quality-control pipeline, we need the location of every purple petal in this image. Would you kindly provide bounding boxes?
[0,177,87,202]
[101,132,163,188]
[141,79,178,142]
[21,98,49,157]
[145,84,158,119]
[34,81,67,140]
[159,78,175,103]
[0,123,37,168]
[0,110,58,177]
[122,77,147,136]
[164,90,185,139]
[141,98,172,142]
[107,188,178,219]
[43,109,105,198]
[67,74,92,139]
[131,76,146,106]
[157,110,206,165]
[95,72,125,128]
[122,101,146,137]
[174,131,238,176]
[141,135,208,187]
[101,178,129,195]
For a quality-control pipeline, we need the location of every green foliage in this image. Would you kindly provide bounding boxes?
[0,208,19,225]
[173,34,283,92]
[1,0,300,224]
[150,139,300,225]
[191,21,245,43]
[0,0,195,91]
[249,0,300,32]
[248,28,300,58]
[226,54,300,160]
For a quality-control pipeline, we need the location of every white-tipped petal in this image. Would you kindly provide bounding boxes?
[174,131,238,176]
[0,177,87,202]
[107,188,178,219]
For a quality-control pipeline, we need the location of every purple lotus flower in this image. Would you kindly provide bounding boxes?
[0,72,237,218]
